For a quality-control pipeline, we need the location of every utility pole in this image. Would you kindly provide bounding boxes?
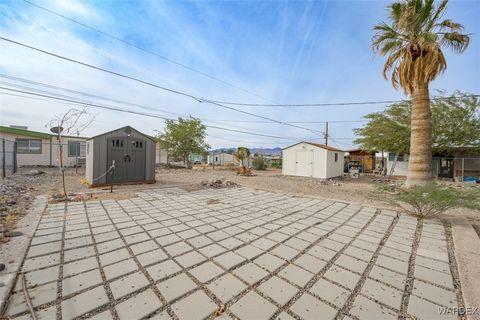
[325,122,329,146]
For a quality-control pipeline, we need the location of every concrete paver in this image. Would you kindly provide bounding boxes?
[171,290,217,320]
[360,278,403,310]
[2,186,467,320]
[207,273,247,302]
[110,271,150,299]
[230,291,277,320]
[62,269,103,296]
[103,258,138,280]
[278,264,313,287]
[157,273,197,302]
[349,295,397,320]
[233,262,269,285]
[61,285,109,320]
[115,289,161,320]
[258,276,298,305]
[309,278,350,308]
[190,261,224,283]
[290,293,338,320]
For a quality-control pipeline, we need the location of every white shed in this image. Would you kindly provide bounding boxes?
[207,152,234,166]
[282,142,344,179]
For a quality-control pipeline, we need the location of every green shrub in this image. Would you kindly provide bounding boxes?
[271,160,282,169]
[380,183,479,218]
[395,184,459,218]
[252,157,267,170]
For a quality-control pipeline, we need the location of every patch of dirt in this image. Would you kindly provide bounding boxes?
[0,167,137,239]
[155,167,479,222]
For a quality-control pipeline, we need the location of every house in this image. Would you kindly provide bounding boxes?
[155,141,169,164]
[386,150,480,180]
[282,142,344,179]
[207,152,234,166]
[345,149,377,173]
[85,126,156,186]
[189,153,205,164]
[0,125,87,167]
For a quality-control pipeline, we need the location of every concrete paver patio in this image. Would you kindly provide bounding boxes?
[4,187,464,319]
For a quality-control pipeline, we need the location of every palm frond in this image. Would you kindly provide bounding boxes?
[373,0,469,96]
[435,19,464,32]
[441,32,470,53]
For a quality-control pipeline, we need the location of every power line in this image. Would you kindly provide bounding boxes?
[0,86,317,142]
[0,80,325,137]
[0,74,367,126]
[22,0,273,103]
[25,0,476,109]
[0,37,325,136]
[0,74,181,117]
[2,38,478,111]
[209,94,480,107]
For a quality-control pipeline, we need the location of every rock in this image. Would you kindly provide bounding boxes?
[23,169,45,176]
[201,178,238,189]
[0,264,5,272]
[4,231,23,237]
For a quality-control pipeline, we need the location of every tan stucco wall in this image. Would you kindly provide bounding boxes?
[0,132,51,166]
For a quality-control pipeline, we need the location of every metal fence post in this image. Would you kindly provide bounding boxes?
[461,158,464,182]
[13,141,17,173]
[2,138,5,178]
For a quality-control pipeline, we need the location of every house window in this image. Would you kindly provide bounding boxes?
[16,139,42,154]
[334,153,338,162]
[68,141,86,157]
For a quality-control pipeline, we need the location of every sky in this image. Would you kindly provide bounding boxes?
[0,0,479,150]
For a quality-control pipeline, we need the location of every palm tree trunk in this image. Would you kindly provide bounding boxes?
[406,82,433,187]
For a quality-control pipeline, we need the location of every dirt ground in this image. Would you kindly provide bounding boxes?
[158,166,479,224]
[1,165,478,239]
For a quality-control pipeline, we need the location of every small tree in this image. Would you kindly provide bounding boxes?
[159,117,209,168]
[233,147,250,172]
[354,91,480,154]
[46,107,94,199]
[252,156,267,170]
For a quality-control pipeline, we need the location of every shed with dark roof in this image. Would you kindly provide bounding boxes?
[85,126,156,186]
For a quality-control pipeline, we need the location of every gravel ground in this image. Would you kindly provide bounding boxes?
[157,167,393,207]
[0,167,134,239]
[156,166,480,224]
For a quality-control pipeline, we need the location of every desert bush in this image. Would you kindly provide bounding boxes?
[271,160,282,169]
[252,157,267,170]
[395,184,458,218]
[379,183,479,218]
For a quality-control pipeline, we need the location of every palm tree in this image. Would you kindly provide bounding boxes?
[372,0,470,186]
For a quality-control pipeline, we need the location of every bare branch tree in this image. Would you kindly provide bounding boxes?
[46,106,95,200]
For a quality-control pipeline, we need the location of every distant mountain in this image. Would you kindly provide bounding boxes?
[210,147,282,156]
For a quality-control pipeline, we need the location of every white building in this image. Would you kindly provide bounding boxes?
[282,142,344,179]
[0,125,87,167]
[155,142,169,164]
[207,152,234,166]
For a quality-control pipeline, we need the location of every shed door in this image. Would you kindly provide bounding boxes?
[107,138,128,183]
[128,138,146,181]
[295,150,313,177]
[106,137,146,183]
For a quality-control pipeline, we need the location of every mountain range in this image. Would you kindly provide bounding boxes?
[210,147,282,156]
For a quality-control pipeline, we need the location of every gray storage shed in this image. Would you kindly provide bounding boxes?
[85,126,156,186]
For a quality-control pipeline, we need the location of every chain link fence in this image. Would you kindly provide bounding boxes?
[0,138,17,178]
